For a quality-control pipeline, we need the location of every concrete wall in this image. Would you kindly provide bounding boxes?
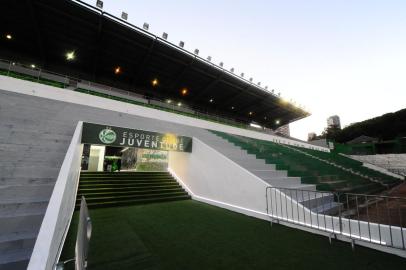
[0,75,328,152]
[169,138,270,220]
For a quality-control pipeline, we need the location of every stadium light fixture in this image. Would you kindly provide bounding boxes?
[209,98,214,103]
[249,111,253,116]
[65,51,75,61]
[179,41,185,48]
[207,56,212,62]
[162,32,168,40]
[151,78,159,87]
[240,73,244,77]
[181,88,188,96]
[219,62,224,67]
[143,23,149,31]
[96,0,103,9]
[249,77,253,82]
[257,82,261,86]
[265,86,268,90]
[121,12,128,20]
[194,49,199,55]
[264,116,267,120]
[271,89,275,93]
[114,66,121,75]
[177,102,182,107]
[275,120,280,125]
[231,106,235,110]
[30,64,36,69]
[230,68,234,73]
[5,34,12,40]
[166,99,172,104]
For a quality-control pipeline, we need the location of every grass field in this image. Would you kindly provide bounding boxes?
[61,200,406,270]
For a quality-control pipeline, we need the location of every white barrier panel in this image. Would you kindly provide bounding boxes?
[0,76,329,152]
[27,122,83,270]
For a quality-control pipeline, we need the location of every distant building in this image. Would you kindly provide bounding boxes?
[327,115,341,129]
[308,132,317,141]
[275,124,290,137]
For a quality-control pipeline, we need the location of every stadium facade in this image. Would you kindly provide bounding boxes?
[0,1,405,269]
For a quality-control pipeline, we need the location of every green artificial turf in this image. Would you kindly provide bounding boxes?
[60,200,405,270]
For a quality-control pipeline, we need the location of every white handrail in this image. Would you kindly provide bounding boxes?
[27,121,84,270]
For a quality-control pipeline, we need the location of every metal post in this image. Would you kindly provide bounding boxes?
[365,195,372,243]
[386,197,393,247]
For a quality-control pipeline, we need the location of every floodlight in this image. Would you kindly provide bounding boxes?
[209,98,214,103]
[6,34,12,40]
[249,111,253,116]
[265,86,268,90]
[121,12,128,20]
[114,66,121,74]
[151,78,158,87]
[143,23,149,31]
[179,41,185,48]
[181,88,188,96]
[219,62,223,67]
[249,77,253,82]
[194,49,199,55]
[257,82,261,86]
[162,32,168,40]
[177,102,182,107]
[230,68,234,73]
[231,106,235,110]
[166,99,172,104]
[240,73,244,77]
[96,0,103,9]
[65,51,75,61]
[30,64,36,69]
[276,120,280,125]
[207,56,212,61]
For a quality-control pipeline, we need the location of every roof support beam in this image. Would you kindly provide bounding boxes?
[92,14,104,80]
[131,37,157,87]
[191,72,224,102]
[27,0,45,66]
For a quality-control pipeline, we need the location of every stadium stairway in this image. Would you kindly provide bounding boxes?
[0,95,73,269]
[77,171,191,209]
[211,131,402,195]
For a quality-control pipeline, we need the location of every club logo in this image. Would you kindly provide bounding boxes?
[99,128,117,144]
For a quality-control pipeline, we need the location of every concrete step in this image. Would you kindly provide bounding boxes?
[0,232,36,254]
[261,177,302,187]
[0,199,49,217]
[250,169,288,178]
[235,162,275,170]
[0,165,60,178]
[0,214,43,235]
[0,185,54,202]
[0,177,55,186]
[0,249,31,268]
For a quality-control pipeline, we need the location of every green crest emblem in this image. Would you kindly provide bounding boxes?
[99,128,116,144]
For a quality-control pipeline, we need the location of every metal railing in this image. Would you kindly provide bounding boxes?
[0,58,275,133]
[266,187,406,250]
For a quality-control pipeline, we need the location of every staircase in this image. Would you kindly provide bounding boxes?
[77,171,191,209]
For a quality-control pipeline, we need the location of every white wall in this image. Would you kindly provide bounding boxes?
[168,137,270,220]
[0,75,329,152]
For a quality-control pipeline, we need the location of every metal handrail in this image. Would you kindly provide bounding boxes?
[265,186,406,251]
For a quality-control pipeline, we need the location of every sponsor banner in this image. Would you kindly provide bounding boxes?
[81,122,192,152]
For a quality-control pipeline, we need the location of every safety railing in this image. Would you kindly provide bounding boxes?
[266,187,406,250]
[0,58,274,133]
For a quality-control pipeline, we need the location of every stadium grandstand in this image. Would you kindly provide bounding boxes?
[0,1,405,270]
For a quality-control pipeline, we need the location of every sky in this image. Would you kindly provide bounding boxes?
[83,0,406,140]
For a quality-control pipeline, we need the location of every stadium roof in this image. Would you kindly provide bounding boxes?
[0,0,310,129]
